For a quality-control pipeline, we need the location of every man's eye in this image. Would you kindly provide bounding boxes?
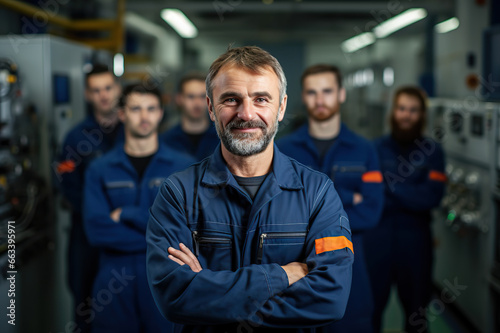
[225,98,237,103]
[256,98,267,103]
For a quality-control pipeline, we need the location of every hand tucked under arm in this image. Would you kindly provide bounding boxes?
[280,262,308,286]
[110,207,122,223]
[353,193,363,205]
[168,243,203,272]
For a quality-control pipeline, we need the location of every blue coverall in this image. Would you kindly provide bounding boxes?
[161,123,220,161]
[57,114,123,332]
[278,123,384,333]
[146,144,354,333]
[83,142,195,333]
[364,135,446,333]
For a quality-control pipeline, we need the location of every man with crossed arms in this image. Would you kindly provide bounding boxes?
[147,46,354,333]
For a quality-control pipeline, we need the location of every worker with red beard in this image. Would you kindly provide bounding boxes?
[278,64,384,333]
[364,86,446,333]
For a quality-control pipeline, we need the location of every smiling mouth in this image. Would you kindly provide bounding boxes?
[233,127,260,131]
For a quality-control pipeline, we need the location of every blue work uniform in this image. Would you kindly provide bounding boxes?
[161,123,219,161]
[364,135,446,333]
[278,123,384,333]
[146,144,354,333]
[83,142,195,333]
[56,114,123,333]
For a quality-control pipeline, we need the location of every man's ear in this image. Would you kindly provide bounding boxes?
[207,96,215,122]
[301,89,307,105]
[278,95,288,122]
[84,88,91,102]
[117,108,126,123]
[175,93,182,107]
[115,82,122,95]
[339,87,346,104]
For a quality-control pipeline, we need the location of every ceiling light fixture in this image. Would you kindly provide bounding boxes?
[113,53,124,77]
[161,9,198,38]
[341,32,376,53]
[435,17,459,34]
[374,8,427,38]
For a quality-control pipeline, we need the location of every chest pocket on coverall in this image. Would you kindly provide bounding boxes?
[330,163,367,192]
[258,231,308,265]
[104,181,135,208]
[192,230,233,271]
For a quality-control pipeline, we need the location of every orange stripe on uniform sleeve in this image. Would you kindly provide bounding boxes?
[57,160,76,174]
[362,171,383,183]
[429,170,447,182]
[315,236,354,255]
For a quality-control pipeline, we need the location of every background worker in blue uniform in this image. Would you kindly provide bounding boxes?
[56,64,123,333]
[83,83,195,333]
[161,72,219,161]
[146,46,354,333]
[364,86,446,333]
[278,64,384,333]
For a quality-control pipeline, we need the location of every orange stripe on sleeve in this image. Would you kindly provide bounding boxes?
[429,170,447,182]
[57,160,76,174]
[315,236,354,255]
[362,171,383,183]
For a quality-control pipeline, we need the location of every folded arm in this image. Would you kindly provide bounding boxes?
[83,165,148,253]
[146,178,353,327]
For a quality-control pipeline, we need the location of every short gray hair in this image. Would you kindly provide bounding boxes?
[206,46,287,103]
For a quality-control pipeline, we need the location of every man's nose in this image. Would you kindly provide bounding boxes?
[195,98,206,107]
[99,90,109,99]
[140,108,150,119]
[237,99,256,121]
[315,93,325,106]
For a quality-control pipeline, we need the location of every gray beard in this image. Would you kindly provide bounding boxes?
[214,114,279,157]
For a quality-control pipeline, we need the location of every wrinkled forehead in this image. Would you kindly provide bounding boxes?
[212,64,279,92]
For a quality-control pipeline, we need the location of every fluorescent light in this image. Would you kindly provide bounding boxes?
[341,32,376,53]
[113,53,124,77]
[435,17,459,33]
[383,67,394,86]
[161,9,198,38]
[364,68,374,86]
[374,8,427,38]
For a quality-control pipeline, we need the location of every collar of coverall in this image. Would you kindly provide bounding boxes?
[106,140,182,167]
[201,143,303,190]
